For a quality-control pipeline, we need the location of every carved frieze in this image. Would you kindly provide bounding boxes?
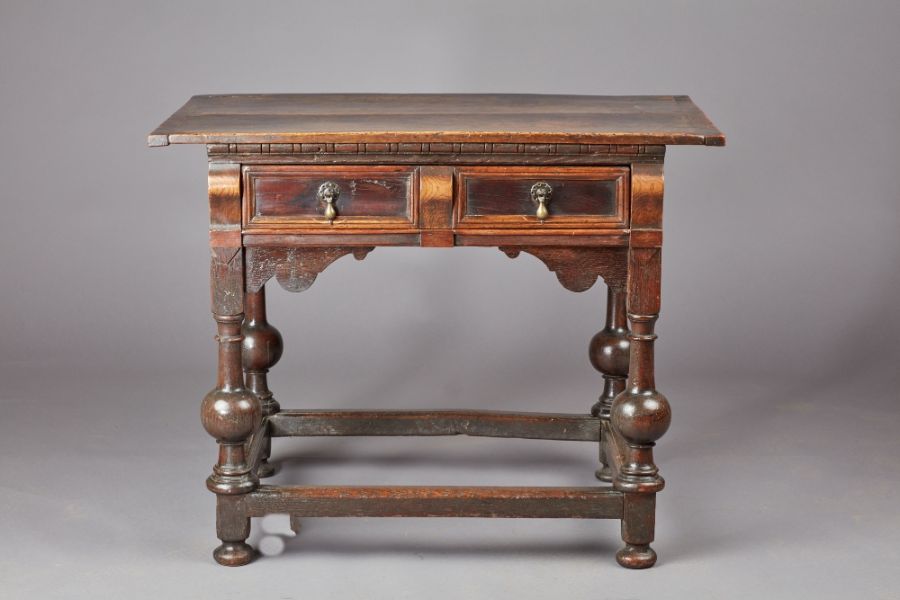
[499,246,628,293]
[208,142,664,156]
[245,247,374,293]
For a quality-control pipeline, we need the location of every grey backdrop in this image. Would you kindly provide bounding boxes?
[1,1,898,599]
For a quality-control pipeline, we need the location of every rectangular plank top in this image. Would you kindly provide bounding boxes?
[148,94,724,147]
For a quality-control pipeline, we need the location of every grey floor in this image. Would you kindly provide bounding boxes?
[2,364,897,599]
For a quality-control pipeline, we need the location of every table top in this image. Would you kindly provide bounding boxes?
[148,94,724,147]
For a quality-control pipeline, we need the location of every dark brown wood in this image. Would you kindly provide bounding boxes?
[457,232,629,247]
[590,286,630,419]
[241,286,282,478]
[618,493,657,568]
[201,312,260,494]
[208,163,244,314]
[150,93,723,569]
[208,142,667,156]
[456,166,628,229]
[149,94,725,146]
[606,160,669,566]
[209,247,244,315]
[211,150,663,168]
[499,246,628,292]
[243,233,419,247]
[238,485,624,519]
[245,419,270,476]
[269,409,601,441]
[245,246,374,293]
[600,420,627,481]
[590,286,630,482]
[215,495,253,566]
[243,165,417,230]
[203,161,261,565]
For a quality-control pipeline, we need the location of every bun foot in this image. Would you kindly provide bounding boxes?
[213,542,255,566]
[616,544,657,569]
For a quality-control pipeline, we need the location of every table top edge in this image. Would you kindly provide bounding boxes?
[148,93,726,148]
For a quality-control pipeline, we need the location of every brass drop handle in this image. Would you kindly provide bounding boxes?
[531,181,552,222]
[317,181,340,223]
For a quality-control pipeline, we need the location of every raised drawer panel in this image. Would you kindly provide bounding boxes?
[455,166,629,229]
[243,165,417,229]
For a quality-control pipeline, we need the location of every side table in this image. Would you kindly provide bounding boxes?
[149,93,724,568]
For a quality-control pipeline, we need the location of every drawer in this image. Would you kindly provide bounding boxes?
[455,166,629,229]
[243,165,418,229]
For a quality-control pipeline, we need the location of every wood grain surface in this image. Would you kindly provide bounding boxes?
[149,94,725,146]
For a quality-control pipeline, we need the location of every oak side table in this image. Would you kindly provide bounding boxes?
[149,94,724,568]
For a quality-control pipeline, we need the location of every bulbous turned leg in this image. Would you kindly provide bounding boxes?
[589,285,629,482]
[610,242,670,569]
[611,313,670,494]
[202,313,261,495]
[611,312,671,569]
[242,286,283,478]
[202,312,260,564]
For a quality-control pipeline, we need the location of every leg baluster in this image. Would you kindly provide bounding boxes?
[242,285,283,478]
[589,285,630,481]
[611,311,670,568]
[202,312,260,565]
[205,167,258,565]
[611,245,671,569]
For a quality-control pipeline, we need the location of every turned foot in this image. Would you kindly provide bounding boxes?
[213,541,255,566]
[616,543,657,569]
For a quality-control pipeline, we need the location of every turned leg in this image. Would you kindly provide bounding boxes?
[611,246,671,569]
[242,285,283,478]
[201,311,260,565]
[202,165,260,565]
[214,495,253,566]
[589,285,629,481]
[618,493,657,569]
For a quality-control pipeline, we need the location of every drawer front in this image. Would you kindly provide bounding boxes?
[455,167,629,229]
[243,166,418,229]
